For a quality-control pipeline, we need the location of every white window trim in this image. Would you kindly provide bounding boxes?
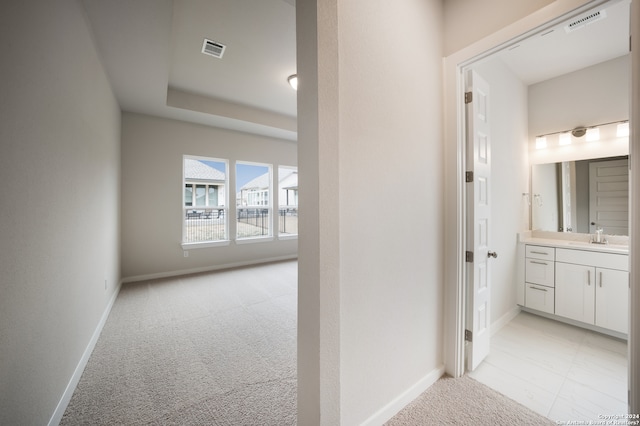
[235,236,275,245]
[278,234,298,241]
[182,155,229,244]
[236,161,273,240]
[277,165,299,238]
[181,240,231,250]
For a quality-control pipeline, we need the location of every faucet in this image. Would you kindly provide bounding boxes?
[591,222,607,244]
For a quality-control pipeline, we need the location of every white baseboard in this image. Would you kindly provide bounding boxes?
[47,281,123,426]
[122,255,298,284]
[361,365,445,426]
[491,306,521,337]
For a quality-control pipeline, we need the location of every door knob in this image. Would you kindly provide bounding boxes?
[488,251,498,258]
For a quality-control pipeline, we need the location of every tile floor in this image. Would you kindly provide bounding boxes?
[469,311,628,423]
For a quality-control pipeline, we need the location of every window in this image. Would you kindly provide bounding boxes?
[182,156,228,244]
[236,162,272,239]
[278,166,298,236]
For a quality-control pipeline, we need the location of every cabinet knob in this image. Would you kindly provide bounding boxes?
[488,251,498,258]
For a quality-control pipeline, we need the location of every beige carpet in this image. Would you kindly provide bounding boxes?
[60,261,298,425]
[386,375,556,425]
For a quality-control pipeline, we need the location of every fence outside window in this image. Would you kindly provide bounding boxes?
[183,208,227,243]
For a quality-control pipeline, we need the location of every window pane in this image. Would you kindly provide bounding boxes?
[195,185,206,206]
[184,185,193,206]
[278,166,298,236]
[237,162,271,238]
[183,156,228,243]
[208,186,218,206]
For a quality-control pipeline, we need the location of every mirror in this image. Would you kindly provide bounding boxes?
[531,156,629,236]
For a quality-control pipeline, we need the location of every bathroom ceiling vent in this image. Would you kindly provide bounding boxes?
[565,10,606,33]
[202,39,226,59]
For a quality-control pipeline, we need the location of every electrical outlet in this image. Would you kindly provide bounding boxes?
[184,251,189,258]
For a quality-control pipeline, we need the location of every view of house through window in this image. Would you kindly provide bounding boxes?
[278,166,298,236]
[236,162,272,239]
[183,157,297,245]
[183,156,228,243]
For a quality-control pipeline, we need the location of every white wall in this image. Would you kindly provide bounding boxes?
[120,113,297,280]
[628,0,640,413]
[472,59,529,325]
[443,0,554,55]
[529,55,630,138]
[528,55,630,164]
[0,1,121,424]
[297,0,444,424]
[532,163,561,231]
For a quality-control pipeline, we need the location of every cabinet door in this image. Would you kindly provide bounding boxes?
[595,268,629,334]
[555,262,595,324]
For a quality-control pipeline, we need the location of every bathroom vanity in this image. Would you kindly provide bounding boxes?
[517,233,629,337]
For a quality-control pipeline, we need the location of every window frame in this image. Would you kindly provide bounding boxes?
[181,155,230,249]
[277,165,299,239]
[235,160,274,242]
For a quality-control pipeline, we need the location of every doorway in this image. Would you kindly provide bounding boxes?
[450,1,629,422]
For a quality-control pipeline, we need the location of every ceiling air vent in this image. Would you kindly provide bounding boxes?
[202,38,226,59]
[564,10,606,33]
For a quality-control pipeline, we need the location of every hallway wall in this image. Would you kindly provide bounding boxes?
[0,1,121,424]
[297,0,444,424]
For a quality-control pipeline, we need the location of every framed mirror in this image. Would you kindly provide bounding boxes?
[531,156,629,236]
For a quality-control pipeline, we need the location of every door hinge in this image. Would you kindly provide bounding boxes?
[465,91,473,104]
[465,171,473,183]
[465,251,474,263]
[465,329,473,342]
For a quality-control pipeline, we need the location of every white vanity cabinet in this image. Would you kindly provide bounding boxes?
[520,243,629,335]
[555,248,629,333]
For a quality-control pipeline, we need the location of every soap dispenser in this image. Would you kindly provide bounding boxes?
[595,228,603,243]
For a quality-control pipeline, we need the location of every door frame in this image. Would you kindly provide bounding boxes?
[443,0,638,411]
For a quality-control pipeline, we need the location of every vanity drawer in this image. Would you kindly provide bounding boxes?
[525,284,555,314]
[525,257,555,287]
[526,245,555,261]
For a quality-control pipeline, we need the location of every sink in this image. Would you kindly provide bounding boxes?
[565,241,628,253]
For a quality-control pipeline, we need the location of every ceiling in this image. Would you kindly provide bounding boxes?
[81,0,629,142]
[82,0,297,141]
[494,0,630,85]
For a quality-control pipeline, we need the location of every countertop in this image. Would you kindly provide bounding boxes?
[519,231,629,255]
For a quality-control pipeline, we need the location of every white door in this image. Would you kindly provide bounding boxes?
[465,70,493,371]
[589,158,629,235]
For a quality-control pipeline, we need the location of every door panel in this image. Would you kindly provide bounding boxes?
[466,70,492,371]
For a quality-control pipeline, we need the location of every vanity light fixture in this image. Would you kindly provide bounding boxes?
[287,74,298,90]
[571,127,587,138]
[558,132,572,146]
[617,122,630,138]
[535,120,628,150]
[585,127,600,142]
